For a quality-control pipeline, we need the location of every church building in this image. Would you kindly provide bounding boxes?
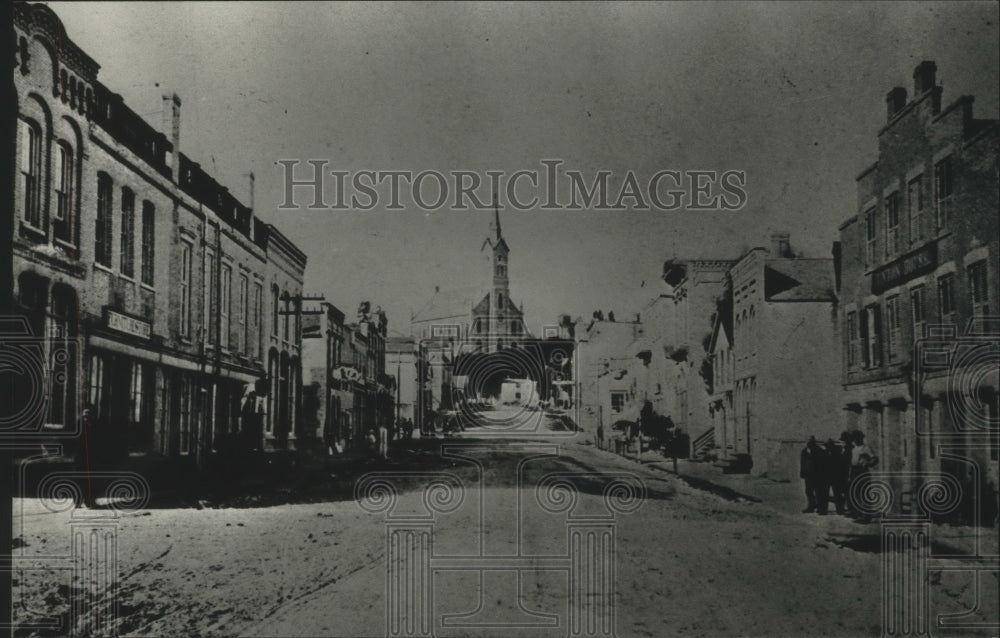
[411,205,530,352]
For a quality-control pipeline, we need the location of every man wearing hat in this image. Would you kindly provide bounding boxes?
[800,436,826,514]
[829,431,854,515]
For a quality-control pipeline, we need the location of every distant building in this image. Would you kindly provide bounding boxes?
[574,318,644,432]
[301,302,349,452]
[662,258,736,456]
[838,61,998,518]
[411,205,530,353]
[386,336,420,424]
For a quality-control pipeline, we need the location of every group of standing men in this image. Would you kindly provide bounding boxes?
[800,430,878,517]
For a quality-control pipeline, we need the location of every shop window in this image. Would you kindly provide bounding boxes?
[46,286,78,429]
[179,376,192,455]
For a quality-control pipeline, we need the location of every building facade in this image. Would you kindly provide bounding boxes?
[717,238,841,479]
[838,61,999,519]
[12,2,306,468]
[661,258,736,456]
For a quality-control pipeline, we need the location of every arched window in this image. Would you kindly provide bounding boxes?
[20,119,42,229]
[271,285,279,337]
[497,292,504,309]
[53,141,73,242]
[282,290,289,342]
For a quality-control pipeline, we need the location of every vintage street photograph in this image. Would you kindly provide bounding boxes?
[2,2,999,637]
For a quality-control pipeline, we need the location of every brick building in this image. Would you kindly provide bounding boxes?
[12,2,306,468]
[838,61,998,519]
[708,236,840,479]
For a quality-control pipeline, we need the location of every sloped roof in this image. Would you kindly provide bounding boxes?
[764,258,835,302]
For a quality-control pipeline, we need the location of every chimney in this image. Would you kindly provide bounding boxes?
[886,87,907,121]
[913,61,937,95]
[769,232,791,257]
[161,93,181,179]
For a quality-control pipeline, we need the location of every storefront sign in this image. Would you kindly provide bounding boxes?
[871,242,937,294]
[105,309,151,339]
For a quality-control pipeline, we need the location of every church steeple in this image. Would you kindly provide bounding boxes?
[494,193,502,240]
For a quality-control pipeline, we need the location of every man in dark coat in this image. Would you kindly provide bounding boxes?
[831,431,853,515]
[800,436,827,513]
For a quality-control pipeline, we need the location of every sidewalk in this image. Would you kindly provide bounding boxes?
[594,445,997,557]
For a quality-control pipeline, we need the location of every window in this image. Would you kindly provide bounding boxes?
[140,201,155,285]
[861,304,882,368]
[179,241,192,337]
[239,272,249,353]
[496,264,506,278]
[910,286,926,341]
[205,251,216,345]
[937,274,955,321]
[497,292,504,309]
[179,376,192,455]
[128,362,153,454]
[46,288,77,429]
[611,391,627,413]
[87,353,104,417]
[885,295,901,361]
[968,261,989,315]
[271,285,279,337]
[282,290,289,342]
[884,192,900,257]
[907,175,923,243]
[846,311,859,369]
[95,173,113,267]
[865,208,878,266]
[934,157,953,230]
[220,263,232,349]
[254,281,263,358]
[53,141,73,241]
[20,119,42,229]
[120,188,135,278]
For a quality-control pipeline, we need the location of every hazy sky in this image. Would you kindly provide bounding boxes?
[50,2,999,335]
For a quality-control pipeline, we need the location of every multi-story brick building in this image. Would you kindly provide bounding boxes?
[707,236,840,479]
[838,61,998,519]
[12,2,306,468]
